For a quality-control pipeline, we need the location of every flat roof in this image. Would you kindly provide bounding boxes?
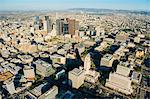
[0,71,14,81]
[70,68,83,76]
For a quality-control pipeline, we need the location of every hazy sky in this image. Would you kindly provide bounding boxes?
[0,0,149,11]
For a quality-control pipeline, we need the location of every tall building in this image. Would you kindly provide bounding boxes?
[56,18,79,36]
[56,19,64,35]
[43,16,52,33]
[69,68,85,89]
[84,53,91,73]
[63,19,69,34]
[67,18,79,36]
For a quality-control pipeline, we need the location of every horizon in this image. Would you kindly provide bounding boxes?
[0,0,149,11]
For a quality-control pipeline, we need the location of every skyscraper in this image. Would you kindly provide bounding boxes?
[67,18,79,36]
[56,19,64,35]
[43,16,52,33]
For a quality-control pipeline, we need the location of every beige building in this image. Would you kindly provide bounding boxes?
[85,69,100,84]
[34,60,55,77]
[50,54,66,65]
[4,78,16,95]
[25,84,58,99]
[116,62,131,77]
[84,53,91,73]
[115,32,129,42]
[135,49,144,58]
[69,68,85,89]
[101,54,114,67]
[134,37,140,43]
[105,73,133,95]
[23,65,35,80]
[105,62,133,95]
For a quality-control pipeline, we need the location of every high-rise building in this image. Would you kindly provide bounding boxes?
[67,18,79,36]
[105,72,133,95]
[56,19,64,35]
[105,62,133,95]
[56,18,79,36]
[63,19,69,34]
[43,16,52,33]
[84,53,91,73]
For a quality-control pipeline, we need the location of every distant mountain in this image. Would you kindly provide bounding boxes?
[68,8,150,15]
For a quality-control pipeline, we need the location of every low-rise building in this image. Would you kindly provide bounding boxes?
[25,84,58,99]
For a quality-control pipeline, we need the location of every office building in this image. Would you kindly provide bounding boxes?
[105,72,133,95]
[56,19,64,35]
[34,60,55,77]
[116,62,131,77]
[25,83,58,99]
[69,68,85,89]
[43,16,52,33]
[84,53,91,73]
[115,32,129,42]
[101,54,114,67]
[23,65,35,80]
[67,18,79,36]
[4,78,16,95]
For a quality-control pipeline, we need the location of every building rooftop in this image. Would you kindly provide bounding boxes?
[103,54,113,60]
[70,68,83,76]
[0,71,14,81]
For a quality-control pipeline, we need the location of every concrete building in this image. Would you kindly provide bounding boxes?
[23,65,35,80]
[134,37,140,43]
[25,83,58,99]
[105,72,133,95]
[34,60,55,77]
[50,54,66,65]
[69,68,85,89]
[43,16,52,33]
[115,32,129,42]
[84,53,91,73]
[116,62,131,77]
[85,69,100,84]
[4,78,16,95]
[135,48,144,58]
[101,54,114,67]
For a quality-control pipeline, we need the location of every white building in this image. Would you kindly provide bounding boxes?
[4,78,16,95]
[84,53,91,73]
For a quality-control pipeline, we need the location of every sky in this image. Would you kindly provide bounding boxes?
[0,0,149,11]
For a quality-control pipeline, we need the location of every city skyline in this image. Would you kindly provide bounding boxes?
[0,0,149,11]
